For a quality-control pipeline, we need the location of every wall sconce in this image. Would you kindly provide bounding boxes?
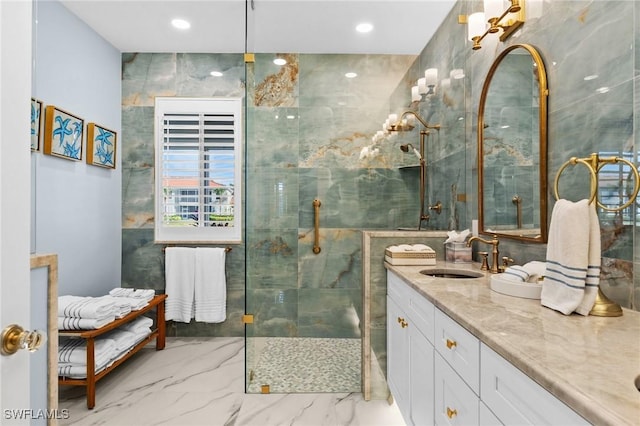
[466,0,526,50]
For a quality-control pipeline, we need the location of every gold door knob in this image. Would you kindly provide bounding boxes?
[1,324,45,355]
[446,407,458,419]
[446,338,457,349]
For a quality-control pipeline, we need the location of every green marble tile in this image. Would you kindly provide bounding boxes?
[297,289,362,338]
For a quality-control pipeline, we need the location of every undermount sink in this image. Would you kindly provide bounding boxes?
[635,375,640,392]
[420,268,483,279]
[490,274,542,299]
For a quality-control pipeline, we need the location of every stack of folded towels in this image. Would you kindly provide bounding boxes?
[108,287,156,311]
[58,289,155,331]
[58,316,154,379]
[58,295,119,330]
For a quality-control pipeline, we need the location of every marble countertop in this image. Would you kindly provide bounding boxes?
[385,261,640,426]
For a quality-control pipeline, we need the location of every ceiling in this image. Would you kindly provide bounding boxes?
[58,0,457,55]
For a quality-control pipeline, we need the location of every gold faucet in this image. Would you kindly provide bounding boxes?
[466,235,500,273]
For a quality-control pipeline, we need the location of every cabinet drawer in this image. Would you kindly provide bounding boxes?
[480,344,588,425]
[434,308,480,394]
[434,352,479,426]
[387,271,434,343]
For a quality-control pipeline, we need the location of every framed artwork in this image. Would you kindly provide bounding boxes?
[43,105,84,161]
[86,123,117,169]
[30,98,43,151]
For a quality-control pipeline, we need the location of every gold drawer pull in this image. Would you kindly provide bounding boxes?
[446,407,458,419]
[446,339,457,349]
[396,317,408,328]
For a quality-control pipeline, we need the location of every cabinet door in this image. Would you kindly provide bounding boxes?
[480,401,503,426]
[434,353,479,426]
[410,326,434,426]
[480,344,588,425]
[387,295,411,422]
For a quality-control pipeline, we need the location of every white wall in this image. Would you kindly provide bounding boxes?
[33,0,121,297]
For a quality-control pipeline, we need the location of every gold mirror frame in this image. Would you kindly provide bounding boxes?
[477,43,548,243]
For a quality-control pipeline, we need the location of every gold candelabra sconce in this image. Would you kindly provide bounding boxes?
[462,0,526,50]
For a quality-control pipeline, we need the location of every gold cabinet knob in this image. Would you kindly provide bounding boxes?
[397,317,408,328]
[446,338,457,349]
[446,407,458,419]
[1,324,45,355]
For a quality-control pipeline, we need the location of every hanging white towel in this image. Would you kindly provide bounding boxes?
[575,203,601,315]
[194,247,227,323]
[541,199,592,315]
[164,247,196,322]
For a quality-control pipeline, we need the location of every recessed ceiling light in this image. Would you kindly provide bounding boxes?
[210,71,223,77]
[584,74,598,81]
[273,58,287,66]
[171,18,191,30]
[356,22,374,33]
[345,72,358,78]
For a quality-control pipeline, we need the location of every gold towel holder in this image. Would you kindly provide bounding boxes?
[553,152,640,317]
[553,153,639,212]
[162,246,232,253]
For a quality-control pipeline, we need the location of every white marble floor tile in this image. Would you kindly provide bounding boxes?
[58,337,405,426]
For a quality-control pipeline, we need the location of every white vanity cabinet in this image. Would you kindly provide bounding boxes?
[433,308,480,425]
[387,271,435,426]
[480,344,588,425]
[387,270,588,426]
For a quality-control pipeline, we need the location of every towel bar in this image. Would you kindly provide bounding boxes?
[162,246,232,253]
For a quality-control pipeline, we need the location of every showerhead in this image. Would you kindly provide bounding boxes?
[400,144,410,153]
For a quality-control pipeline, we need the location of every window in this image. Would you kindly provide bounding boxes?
[155,97,242,243]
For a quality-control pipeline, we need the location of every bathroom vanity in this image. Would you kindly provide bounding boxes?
[385,262,640,426]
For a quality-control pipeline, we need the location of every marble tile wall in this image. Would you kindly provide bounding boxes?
[121,51,418,339]
[390,1,639,311]
[121,0,639,349]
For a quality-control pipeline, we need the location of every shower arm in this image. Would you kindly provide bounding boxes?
[389,110,441,133]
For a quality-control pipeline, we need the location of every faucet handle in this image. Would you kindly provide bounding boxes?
[478,251,489,271]
[499,256,514,273]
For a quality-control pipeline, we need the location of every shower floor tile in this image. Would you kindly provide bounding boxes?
[246,337,361,394]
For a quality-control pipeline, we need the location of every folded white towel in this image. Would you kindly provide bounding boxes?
[164,247,196,322]
[501,265,530,282]
[58,295,117,319]
[194,247,227,323]
[58,362,110,379]
[98,296,132,318]
[58,315,115,330]
[108,288,155,302]
[522,261,546,283]
[119,316,154,333]
[58,337,116,365]
[541,199,592,315]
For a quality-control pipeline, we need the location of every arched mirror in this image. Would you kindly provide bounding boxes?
[478,43,548,243]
